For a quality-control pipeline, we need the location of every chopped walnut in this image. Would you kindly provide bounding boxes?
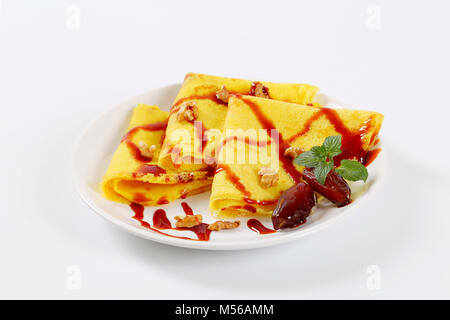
[284,146,303,159]
[138,142,156,160]
[216,85,230,103]
[175,215,203,228]
[258,167,279,188]
[177,101,199,122]
[252,81,270,99]
[177,172,194,183]
[208,220,241,231]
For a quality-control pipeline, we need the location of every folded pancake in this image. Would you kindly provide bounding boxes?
[101,104,212,206]
[158,73,319,172]
[210,96,384,217]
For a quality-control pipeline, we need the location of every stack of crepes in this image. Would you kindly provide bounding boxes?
[101,73,384,215]
[101,104,213,205]
[101,73,319,206]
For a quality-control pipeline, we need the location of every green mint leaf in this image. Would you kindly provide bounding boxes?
[323,135,342,158]
[293,150,322,167]
[335,160,368,182]
[292,134,369,185]
[328,149,342,159]
[314,161,334,185]
[311,145,328,159]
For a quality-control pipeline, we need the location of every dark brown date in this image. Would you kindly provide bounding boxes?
[272,182,316,230]
[302,167,351,207]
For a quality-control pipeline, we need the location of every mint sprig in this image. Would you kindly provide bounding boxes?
[335,160,368,182]
[293,135,368,185]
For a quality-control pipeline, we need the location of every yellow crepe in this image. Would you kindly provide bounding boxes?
[101,104,212,206]
[158,73,319,172]
[210,96,384,217]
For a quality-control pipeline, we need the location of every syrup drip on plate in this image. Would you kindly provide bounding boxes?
[131,202,277,240]
[130,202,196,241]
[247,219,276,235]
[181,202,194,215]
[129,202,211,241]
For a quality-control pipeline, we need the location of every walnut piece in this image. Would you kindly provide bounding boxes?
[216,85,230,103]
[258,167,279,188]
[208,220,241,231]
[252,81,270,99]
[284,146,303,159]
[138,142,156,160]
[177,101,199,122]
[175,215,203,228]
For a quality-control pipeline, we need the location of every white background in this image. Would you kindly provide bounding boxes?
[1,0,449,299]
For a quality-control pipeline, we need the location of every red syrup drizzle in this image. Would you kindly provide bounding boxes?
[224,205,257,214]
[167,87,266,164]
[324,109,372,165]
[181,202,194,215]
[238,96,303,184]
[169,95,218,163]
[121,122,168,143]
[153,209,172,229]
[285,107,376,166]
[215,164,279,206]
[157,197,169,205]
[243,205,257,213]
[132,164,167,178]
[129,202,212,241]
[121,120,168,178]
[169,90,263,160]
[170,82,269,114]
[133,193,150,203]
[122,122,168,204]
[215,136,272,158]
[180,190,188,199]
[373,137,380,146]
[121,121,168,163]
[130,203,196,240]
[177,224,212,241]
[215,165,249,197]
[247,219,276,235]
[201,165,217,177]
[170,93,227,114]
[123,141,153,162]
[363,148,382,167]
[285,110,324,144]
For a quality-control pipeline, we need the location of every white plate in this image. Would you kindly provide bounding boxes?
[71,84,387,250]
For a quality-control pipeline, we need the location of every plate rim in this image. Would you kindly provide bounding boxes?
[71,84,388,250]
